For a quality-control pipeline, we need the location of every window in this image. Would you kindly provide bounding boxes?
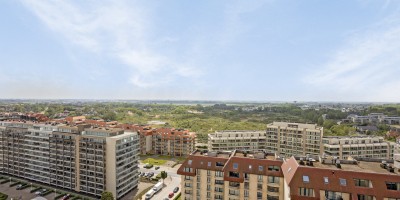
[386,182,400,190]
[268,176,279,184]
[208,162,211,167]
[207,177,210,183]
[207,170,211,176]
[216,162,224,167]
[303,175,310,183]
[258,166,263,171]
[244,190,249,197]
[233,163,238,169]
[267,186,279,193]
[268,165,280,171]
[339,178,347,186]
[324,177,329,184]
[215,171,224,177]
[184,167,193,172]
[215,180,224,185]
[354,179,372,188]
[188,160,192,165]
[257,175,263,182]
[229,171,240,178]
[299,187,314,197]
[357,194,374,200]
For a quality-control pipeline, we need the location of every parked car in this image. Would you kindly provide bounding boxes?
[168,192,174,198]
[38,189,47,196]
[35,189,45,195]
[16,184,23,190]
[155,166,160,170]
[173,187,179,193]
[144,164,153,169]
[164,198,169,200]
[62,194,71,200]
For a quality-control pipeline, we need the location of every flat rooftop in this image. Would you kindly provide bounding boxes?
[307,160,400,175]
[192,150,232,158]
[233,151,276,160]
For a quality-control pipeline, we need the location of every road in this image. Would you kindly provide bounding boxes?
[139,163,181,200]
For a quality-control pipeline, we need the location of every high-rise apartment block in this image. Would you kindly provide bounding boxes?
[177,150,284,200]
[323,136,396,160]
[208,131,267,152]
[179,150,400,200]
[266,122,323,157]
[0,121,139,199]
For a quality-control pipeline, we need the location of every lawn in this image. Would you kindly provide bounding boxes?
[142,158,167,166]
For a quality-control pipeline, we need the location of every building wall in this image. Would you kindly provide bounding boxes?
[208,131,267,152]
[266,122,323,157]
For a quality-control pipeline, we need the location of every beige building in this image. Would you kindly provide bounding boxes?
[207,131,267,152]
[0,121,139,199]
[178,151,400,200]
[266,122,323,157]
[177,150,284,200]
[323,136,395,160]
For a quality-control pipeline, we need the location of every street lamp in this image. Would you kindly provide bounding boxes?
[30,183,32,192]
[54,189,57,199]
[9,177,11,187]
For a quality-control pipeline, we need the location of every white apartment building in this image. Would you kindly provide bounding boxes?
[266,122,323,157]
[0,121,139,199]
[207,131,267,152]
[322,136,395,160]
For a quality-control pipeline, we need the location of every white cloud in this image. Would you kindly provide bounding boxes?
[306,13,400,102]
[21,0,200,88]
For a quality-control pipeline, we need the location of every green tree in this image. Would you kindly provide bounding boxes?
[101,191,114,200]
[160,171,168,184]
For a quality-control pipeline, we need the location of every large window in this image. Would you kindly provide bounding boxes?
[325,191,344,200]
[229,171,240,178]
[268,176,279,184]
[354,179,372,188]
[386,182,400,190]
[357,194,374,200]
[303,175,310,183]
[268,165,280,171]
[299,187,314,197]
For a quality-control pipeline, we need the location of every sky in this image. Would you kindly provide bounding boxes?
[1,0,400,102]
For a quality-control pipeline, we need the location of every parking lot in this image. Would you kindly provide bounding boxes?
[0,182,47,200]
[139,163,181,200]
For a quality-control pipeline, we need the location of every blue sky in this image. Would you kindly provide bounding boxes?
[1,0,400,102]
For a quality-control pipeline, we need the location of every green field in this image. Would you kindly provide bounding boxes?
[142,158,167,166]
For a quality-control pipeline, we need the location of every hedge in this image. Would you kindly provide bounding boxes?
[173,193,181,200]
[31,187,42,193]
[10,181,21,187]
[41,189,54,196]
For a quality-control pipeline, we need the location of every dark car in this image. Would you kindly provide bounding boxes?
[168,192,174,198]
[62,194,71,200]
[155,166,160,170]
[173,187,179,193]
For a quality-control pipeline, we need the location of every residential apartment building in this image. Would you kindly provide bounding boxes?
[0,121,139,199]
[323,136,396,160]
[281,156,400,200]
[266,122,323,157]
[119,124,196,157]
[208,131,267,152]
[177,150,284,200]
[179,151,400,200]
[347,113,400,125]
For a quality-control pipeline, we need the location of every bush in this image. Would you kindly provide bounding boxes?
[55,192,67,200]
[173,193,181,200]
[0,192,8,200]
[41,189,54,196]
[10,181,21,187]
[31,187,42,193]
